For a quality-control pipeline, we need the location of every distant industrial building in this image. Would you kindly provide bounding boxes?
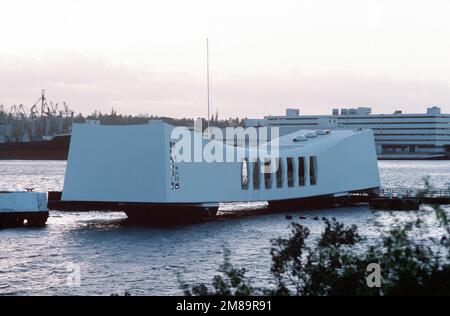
[245,106,450,159]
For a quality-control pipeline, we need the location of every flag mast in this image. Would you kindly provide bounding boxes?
[206,38,211,131]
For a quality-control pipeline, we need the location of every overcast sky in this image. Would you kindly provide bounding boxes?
[1,0,450,118]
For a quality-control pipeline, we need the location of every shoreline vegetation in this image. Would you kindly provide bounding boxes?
[179,180,450,296]
[1,107,245,141]
[74,110,246,128]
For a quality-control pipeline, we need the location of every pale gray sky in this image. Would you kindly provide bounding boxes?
[1,0,450,118]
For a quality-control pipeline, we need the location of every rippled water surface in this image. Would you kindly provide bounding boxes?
[0,160,449,295]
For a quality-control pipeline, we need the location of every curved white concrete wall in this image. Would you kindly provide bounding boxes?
[62,123,380,204]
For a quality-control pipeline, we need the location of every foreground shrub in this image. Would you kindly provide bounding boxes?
[181,204,450,296]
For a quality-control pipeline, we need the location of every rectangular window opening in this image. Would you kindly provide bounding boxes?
[241,158,249,190]
[263,159,272,189]
[276,158,283,188]
[287,158,294,187]
[298,157,305,186]
[310,156,317,185]
[252,161,260,190]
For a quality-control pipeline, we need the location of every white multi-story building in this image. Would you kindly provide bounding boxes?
[246,107,450,159]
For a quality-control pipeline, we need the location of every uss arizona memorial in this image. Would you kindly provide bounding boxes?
[48,121,380,221]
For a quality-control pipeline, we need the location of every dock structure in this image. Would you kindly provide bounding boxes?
[369,187,450,210]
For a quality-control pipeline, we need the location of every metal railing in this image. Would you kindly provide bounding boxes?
[379,188,450,198]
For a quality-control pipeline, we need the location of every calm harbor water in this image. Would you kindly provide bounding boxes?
[0,160,449,295]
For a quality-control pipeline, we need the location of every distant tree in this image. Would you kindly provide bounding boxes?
[73,113,85,123]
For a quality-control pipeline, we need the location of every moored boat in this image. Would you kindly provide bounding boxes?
[0,192,49,228]
[0,134,70,160]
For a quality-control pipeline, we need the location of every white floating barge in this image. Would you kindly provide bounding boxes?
[0,192,49,228]
[48,121,380,223]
